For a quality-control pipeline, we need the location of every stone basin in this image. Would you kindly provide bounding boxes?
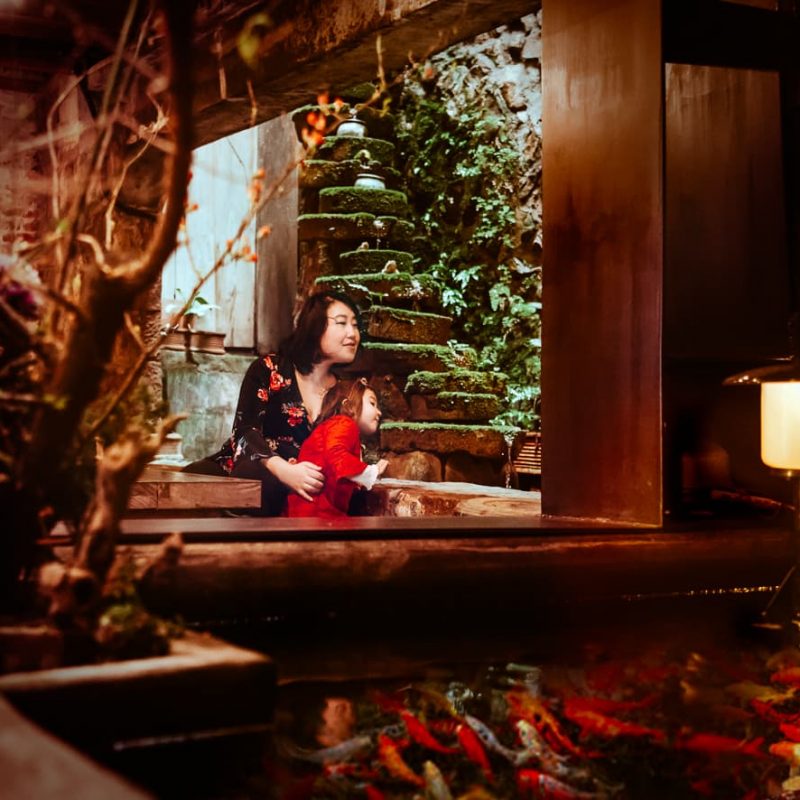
[319,186,409,217]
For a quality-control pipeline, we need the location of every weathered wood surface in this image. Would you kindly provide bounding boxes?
[53,520,792,623]
[128,467,261,511]
[0,632,275,749]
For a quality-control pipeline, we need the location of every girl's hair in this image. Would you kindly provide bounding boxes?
[279,291,361,375]
[314,378,373,428]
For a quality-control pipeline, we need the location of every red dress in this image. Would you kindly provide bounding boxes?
[285,415,368,518]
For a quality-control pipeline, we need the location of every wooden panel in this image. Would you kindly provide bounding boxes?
[664,65,790,361]
[162,127,257,349]
[541,0,664,524]
[129,467,261,511]
[256,115,300,353]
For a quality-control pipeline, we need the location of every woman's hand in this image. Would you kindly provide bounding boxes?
[265,457,324,501]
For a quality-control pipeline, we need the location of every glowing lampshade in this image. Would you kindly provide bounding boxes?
[761,382,800,471]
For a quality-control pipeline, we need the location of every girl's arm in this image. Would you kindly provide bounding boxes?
[324,419,387,489]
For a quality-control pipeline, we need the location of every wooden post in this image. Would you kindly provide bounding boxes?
[541,0,664,524]
[256,116,300,354]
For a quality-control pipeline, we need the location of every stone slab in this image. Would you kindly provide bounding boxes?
[319,186,409,217]
[347,343,476,375]
[316,136,395,165]
[298,213,414,245]
[405,369,508,396]
[315,273,440,311]
[380,422,508,457]
[409,391,500,421]
[338,248,414,274]
[382,451,443,482]
[364,306,452,344]
[359,478,541,516]
[300,160,402,190]
[128,466,261,512]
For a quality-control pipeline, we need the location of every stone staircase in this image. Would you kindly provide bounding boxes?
[293,87,513,485]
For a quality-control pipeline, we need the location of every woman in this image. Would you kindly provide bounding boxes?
[184,291,362,515]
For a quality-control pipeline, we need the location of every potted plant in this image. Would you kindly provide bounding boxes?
[162,289,226,355]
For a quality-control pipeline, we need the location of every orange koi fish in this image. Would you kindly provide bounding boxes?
[771,667,800,686]
[507,691,583,757]
[401,710,458,754]
[750,698,800,724]
[769,739,800,766]
[377,734,425,787]
[677,732,764,757]
[562,704,666,744]
[457,723,494,782]
[516,769,595,799]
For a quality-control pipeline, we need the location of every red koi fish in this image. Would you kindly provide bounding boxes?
[401,710,458,754]
[377,734,424,787]
[750,699,800,724]
[771,667,800,686]
[781,723,800,742]
[364,785,387,800]
[563,695,657,716]
[507,691,583,757]
[517,769,595,799]
[457,723,494,782]
[562,705,666,744]
[371,689,407,714]
[677,732,764,758]
[323,762,379,781]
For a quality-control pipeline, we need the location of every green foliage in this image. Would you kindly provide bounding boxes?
[395,84,542,429]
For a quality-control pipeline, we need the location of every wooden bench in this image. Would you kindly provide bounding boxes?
[128,466,261,515]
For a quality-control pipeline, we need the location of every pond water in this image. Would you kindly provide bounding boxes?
[108,594,800,799]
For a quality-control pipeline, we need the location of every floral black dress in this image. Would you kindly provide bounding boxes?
[209,354,312,475]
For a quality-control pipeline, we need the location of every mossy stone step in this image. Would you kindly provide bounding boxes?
[339,249,414,274]
[292,104,395,141]
[409,392,501,422]
[315,273,440,311]
[298,214,414,245]
[346,343,476,375]
[319,187,409,218]
[364,306,452,345]
[380,422,508,458]
[317,136,395,165]
[336,82,381,103]
[301,160,402,190]
[405,369,508,396]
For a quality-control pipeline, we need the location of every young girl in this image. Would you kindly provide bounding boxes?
[285,379,388,518]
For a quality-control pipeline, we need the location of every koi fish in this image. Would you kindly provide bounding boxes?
[286,734,372,764]
[365,786,387,800]
[516,769,595,799]
[507,691,583,757]
[371,689,407,714]
[781,722,800,742]
[401,710,458,754]
[769,740,800,766]
[457,723,494,782]
[771,667,800,686]
[562,705,666,744]
[677,732,764,758]
[424,760,454,800]
[726,680,795,704]
[514,720,577,775]
[465,714,527,764]
[750,698,800,724]
[377,733,425,787]
[455,788,497,800]
[323,761,379,781]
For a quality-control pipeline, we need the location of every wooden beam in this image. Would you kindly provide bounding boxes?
[191,0,537,146]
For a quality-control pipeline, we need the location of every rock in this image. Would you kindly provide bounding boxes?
[504,30,526,51]
[318,187,409,217]
[405,369,508,396]
[444,452,505,486]
[364,306,452,345]
[317,136,395,166]
[374,375,410,420]
[380,422,506,458]
[522,31,542,61]
[383,451,442,481]
[521,12,537,32]
[409,392,500,422]
[497,65,530,111]
[347,343,477,375]
[314,273,441,311]
[338,249,414,274]
[298,213,414,244]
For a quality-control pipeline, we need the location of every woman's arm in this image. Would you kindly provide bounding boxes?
[233,358,277,458]
[263,456,323,501]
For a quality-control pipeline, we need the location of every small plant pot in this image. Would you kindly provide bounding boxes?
[162,328,226,355]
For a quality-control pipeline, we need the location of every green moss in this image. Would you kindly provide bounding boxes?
[298,213,415,244]
[368,305,449,322]
[338,82,381,103]
[363,342,476,369]
[319,187,409,217]
[338,249,414,273]
[317,136,395,166]
[301,160,402,190]
[381,421,499,433]
[405,369,508,395]
[314,273,440,310]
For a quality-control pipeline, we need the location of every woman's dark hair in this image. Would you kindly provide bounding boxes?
[279,291,361,374]
[313,378,373,428]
